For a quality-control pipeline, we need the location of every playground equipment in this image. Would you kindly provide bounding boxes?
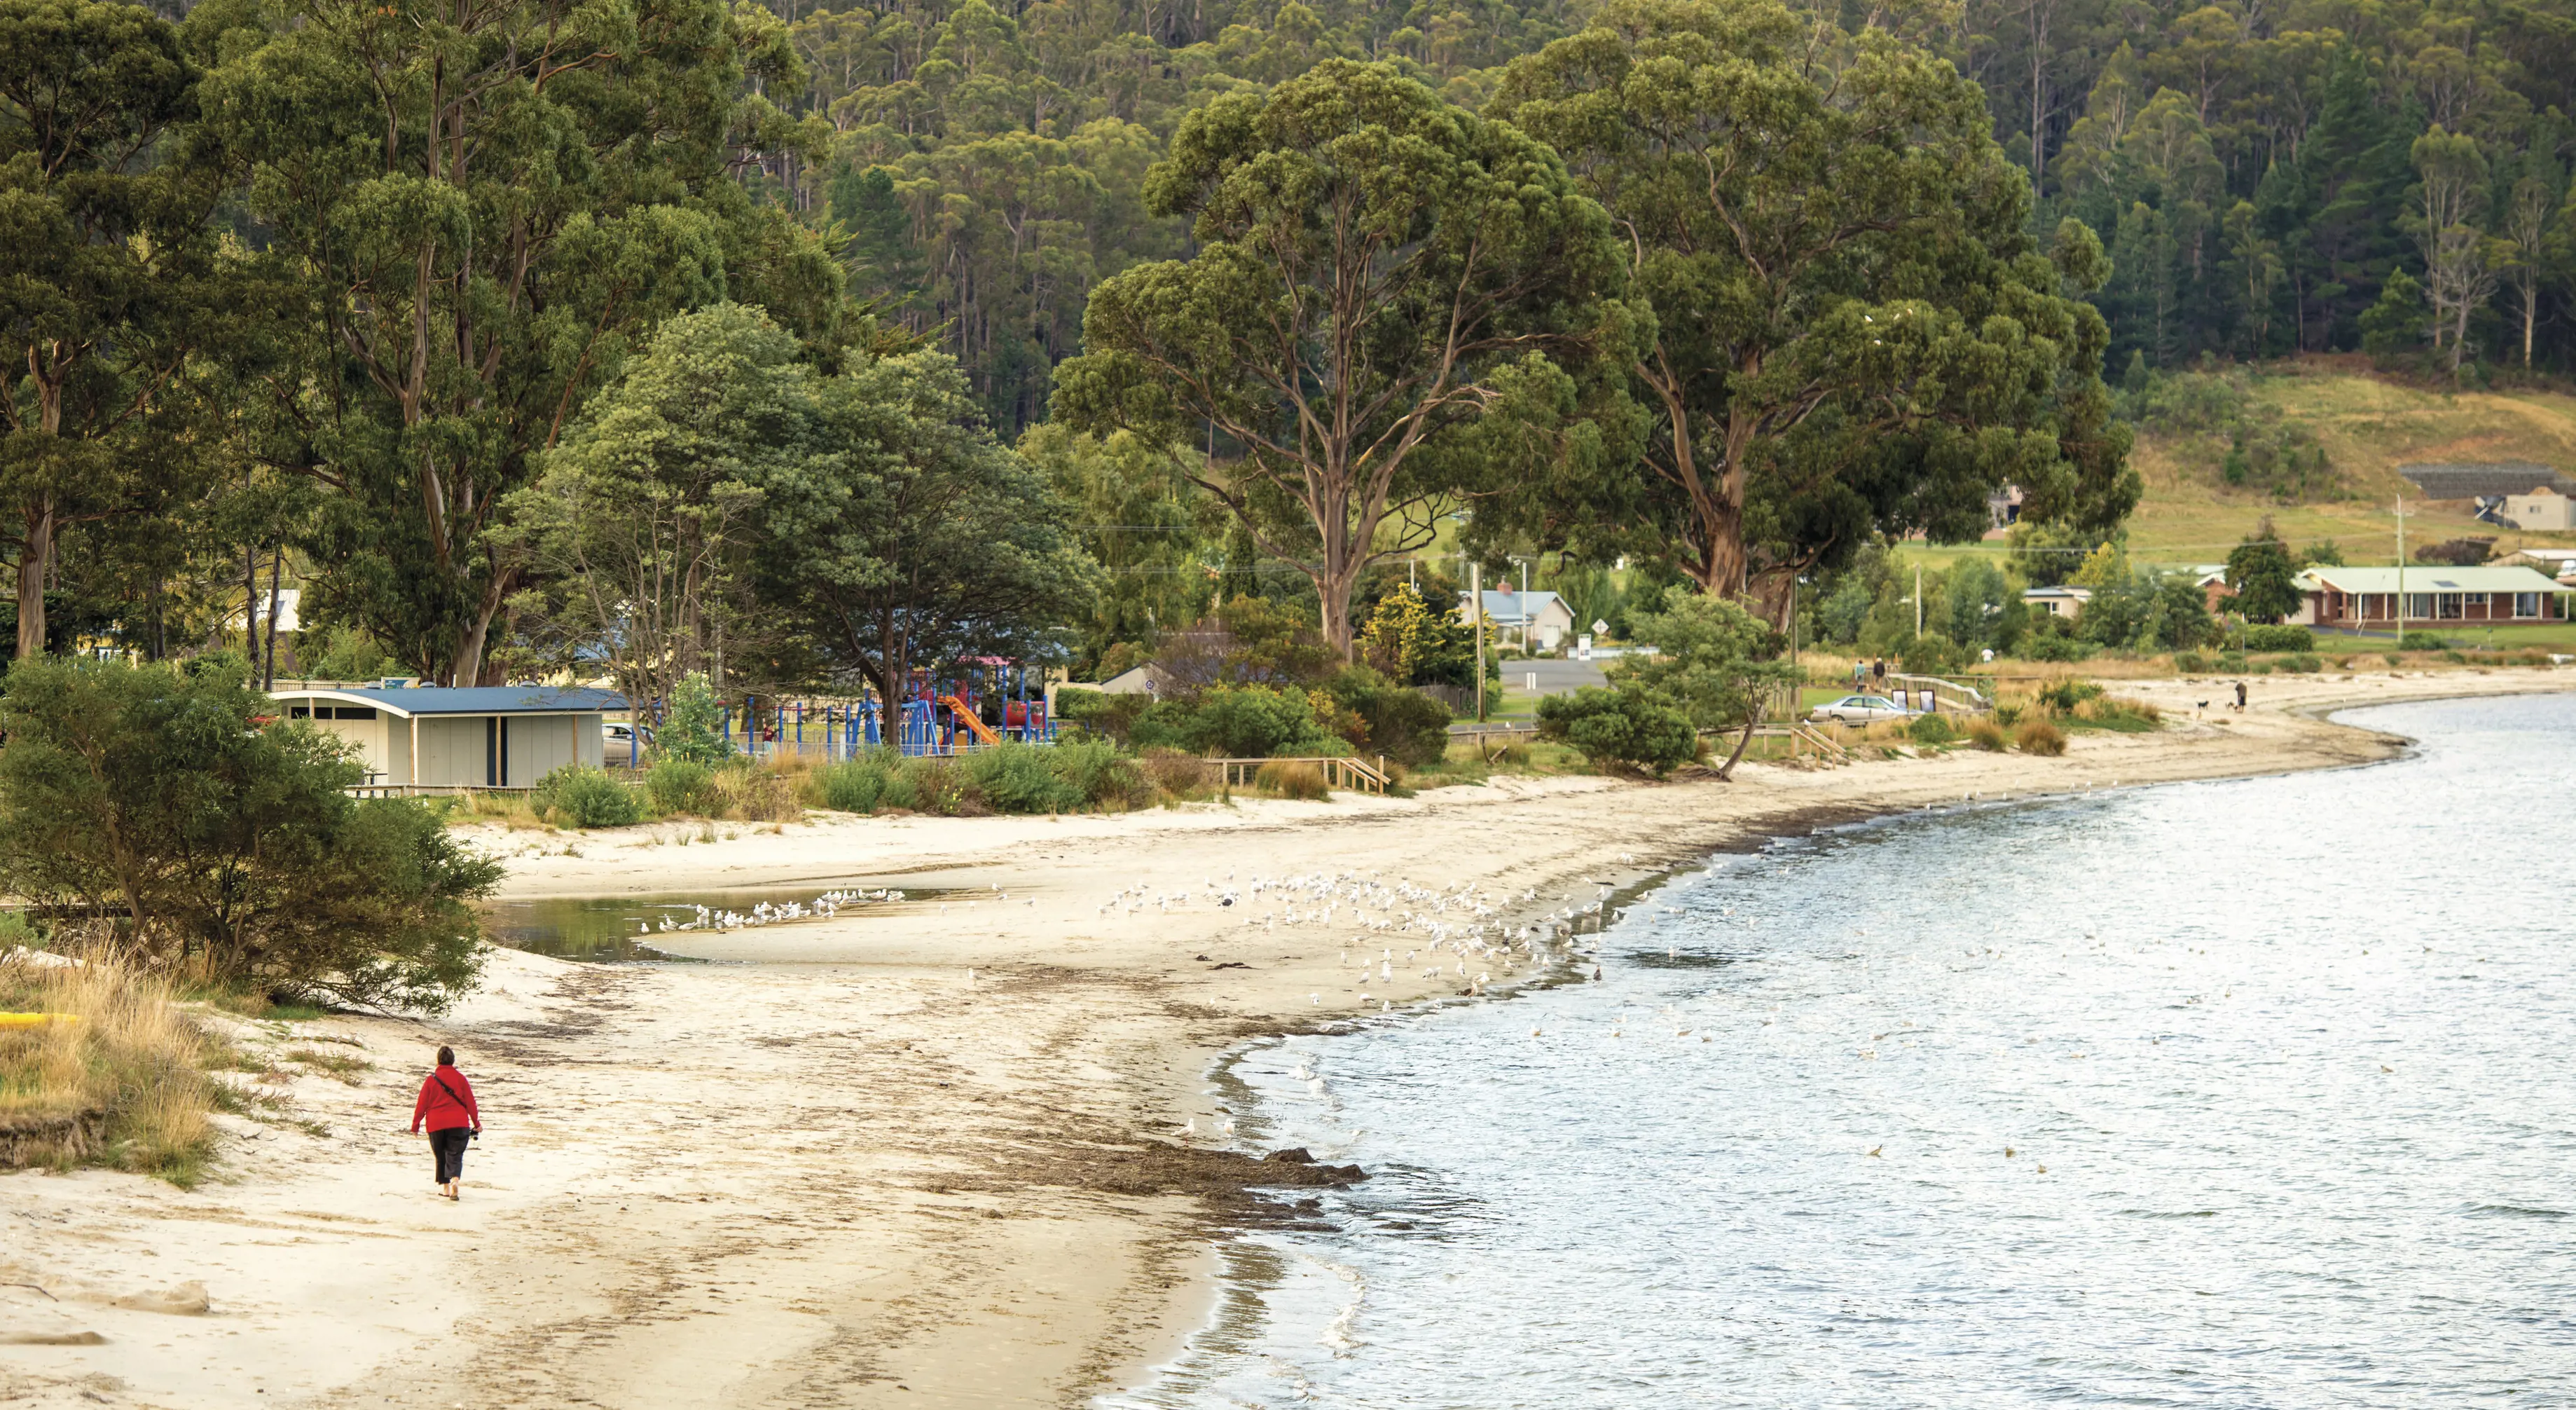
[693,659,1056,762]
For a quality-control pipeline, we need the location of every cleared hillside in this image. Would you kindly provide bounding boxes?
[2124,359,2576,566]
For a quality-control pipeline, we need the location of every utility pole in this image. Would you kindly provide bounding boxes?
[2395,497,2406,641]
[1471,560,1485,723]
[1914,564,1924,637]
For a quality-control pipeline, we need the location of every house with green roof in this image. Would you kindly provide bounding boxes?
[2290,565,2570,631]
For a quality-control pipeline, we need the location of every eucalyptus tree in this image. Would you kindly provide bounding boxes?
[1052,58,1624,658]
[0,0,215,659]
[1488,0,2134,622]
[752,350,1098,747]
[195,0,841,684]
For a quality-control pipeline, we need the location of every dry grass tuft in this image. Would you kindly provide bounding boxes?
[714,766,802,823]
[1138,748,1210,796]
[1253,760,1330,800]
[1967,718,2011,751]
[0,947,224,1184]
[2016,718,2069,755]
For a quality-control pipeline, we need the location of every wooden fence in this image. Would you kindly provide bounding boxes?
[1206,755,1391,795]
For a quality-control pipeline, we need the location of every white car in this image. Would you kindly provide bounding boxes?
[1808,694,1909,725]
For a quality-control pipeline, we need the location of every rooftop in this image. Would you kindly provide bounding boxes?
[270,685,629,717]
[2395,462,2576,500]
[2295,565,2572,594]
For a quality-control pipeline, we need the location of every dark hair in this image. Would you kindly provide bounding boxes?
[436,1046,455,1067]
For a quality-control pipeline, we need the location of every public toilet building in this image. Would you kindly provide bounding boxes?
[267,685,626,790]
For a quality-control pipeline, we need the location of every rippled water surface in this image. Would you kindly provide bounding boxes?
[1111,694,2576,1408]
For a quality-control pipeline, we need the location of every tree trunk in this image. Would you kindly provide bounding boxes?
[263,547,285,689]
[15,498,52,660]
[1712,715,1759,781]
[449,568,514,686]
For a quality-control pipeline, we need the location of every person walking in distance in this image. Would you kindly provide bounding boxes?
[410,1046,481,1200]
[1851,657,1866,692]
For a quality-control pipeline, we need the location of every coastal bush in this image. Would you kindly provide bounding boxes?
[2020,631,2095,663]
[1139,748,1210,795]
[1253,760,1330,800]
[646,759,719,816]
[1133,685,1343,758]
[1966,718,2010,751]
[1908,712,1957,746]
[2243,625,2315,652]
[1535,686,1697,775]
[2036,680,2105,713]
[2173,651,2212,673]
[2073,696,2163,732]
[2016,718,2068,755]
[0,945,222,1184]
[534,765,645,828]
[2399,631,2451,651]
[2218,650,2247,671]
[815,758,891,813]
[2276,652,2322,673]
[713,765,801,822]
[2383,653,2402,666]
[1319,668,1452,767]
[0,659,499,1013]
[2442,649,2470,664]
[1042,741,1153,810]
[1053,687,1151,744]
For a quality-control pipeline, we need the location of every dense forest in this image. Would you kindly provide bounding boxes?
[771,0,2576,422]
[4,0,2570,690]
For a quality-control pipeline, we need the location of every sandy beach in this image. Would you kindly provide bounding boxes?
[0,668,2563,1409]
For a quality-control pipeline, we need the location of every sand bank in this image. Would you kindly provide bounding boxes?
[0,668,2560,1409]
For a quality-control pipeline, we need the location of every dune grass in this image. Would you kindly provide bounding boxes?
[0,947,228,1186]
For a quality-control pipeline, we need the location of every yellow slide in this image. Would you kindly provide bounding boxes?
[0,1013,81,1028]
[939,695,1003,747]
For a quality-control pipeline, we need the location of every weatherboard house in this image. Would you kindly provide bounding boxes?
[267,685,626,789]
[2288,565,2571,629]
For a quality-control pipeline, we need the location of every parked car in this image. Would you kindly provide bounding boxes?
[605,721,654,749]
[1807,694,1909,725]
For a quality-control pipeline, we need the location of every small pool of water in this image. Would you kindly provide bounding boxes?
[482,884,945,961]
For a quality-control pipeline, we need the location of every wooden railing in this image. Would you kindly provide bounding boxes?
[1207,755,1390,795]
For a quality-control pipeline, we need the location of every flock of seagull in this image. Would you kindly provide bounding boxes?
[640,888,905,934]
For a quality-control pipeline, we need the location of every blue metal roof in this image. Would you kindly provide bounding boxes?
[271,686,627,717]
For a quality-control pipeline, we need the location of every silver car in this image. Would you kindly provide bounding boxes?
[1808,694,1909,725]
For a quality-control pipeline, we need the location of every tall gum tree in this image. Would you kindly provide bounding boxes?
[196,0,839,683]
[1489,0,2135,621]
[0,0,209,659]
[1050,58,1624,659]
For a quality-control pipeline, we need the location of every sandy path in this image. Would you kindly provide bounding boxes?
[1,668,2561,1409]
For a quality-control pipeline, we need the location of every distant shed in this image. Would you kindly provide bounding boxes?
[2395,462,2575,500]
[268,685,626,790]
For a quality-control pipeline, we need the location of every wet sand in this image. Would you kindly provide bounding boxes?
[0,667,2561,1409]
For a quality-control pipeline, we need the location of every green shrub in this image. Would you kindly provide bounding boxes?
[646,758,719,815]
[2383,653,2402,666]
[1134,685,1341,758]
[1053,687,1152,744]
[1907,712,1957,746]
[2243,624,2315,652]
[658,672,734,765]
[2021,632,2095,663]
[1535,685,1697,774]
[2036,679,2105,713]
[1321,668,1453,766]
[2173,651,2212,673]
[963,744,1085,814]
[815,758,893,814]
[2217,650,2248,671]
[2399,631,2451,651]
[2442,649,2470,664]
[1044,740,1152,809]
[533,764,644,828]
[2015,718,2067,755]
[2276,652,2322,673]
[1899,631,1964,676]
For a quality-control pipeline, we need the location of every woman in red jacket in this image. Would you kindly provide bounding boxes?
[409,1046,481,1200]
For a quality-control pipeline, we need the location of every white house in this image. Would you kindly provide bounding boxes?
[2021,585,2093,619]
[1460,588,1577,652]
[2504,486,2576,531]
[268,685,624,790]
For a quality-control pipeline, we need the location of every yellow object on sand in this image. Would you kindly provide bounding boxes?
[0,1013,79,1028]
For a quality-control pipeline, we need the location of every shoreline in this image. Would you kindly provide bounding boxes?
[0,669,2562,1409]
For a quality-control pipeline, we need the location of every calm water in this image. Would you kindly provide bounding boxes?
[1113,693,2576,1408]
[482,885,947,961]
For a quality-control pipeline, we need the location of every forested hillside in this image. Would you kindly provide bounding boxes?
[759,0,2576,428]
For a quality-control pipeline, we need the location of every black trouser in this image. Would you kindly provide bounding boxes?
[429,1127,471,1184]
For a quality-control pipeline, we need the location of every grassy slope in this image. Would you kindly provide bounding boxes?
[2124,357,2576,566]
